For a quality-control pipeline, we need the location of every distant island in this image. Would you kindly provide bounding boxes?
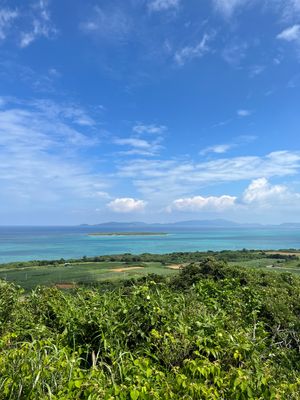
[88,232,168,236]
[80,219,300,229]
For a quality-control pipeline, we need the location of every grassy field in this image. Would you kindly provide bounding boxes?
[0,250,299,290]
[0,260,177,290]
[229,256,300,273]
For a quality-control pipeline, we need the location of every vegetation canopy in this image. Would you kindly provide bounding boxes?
[1,257,300,398]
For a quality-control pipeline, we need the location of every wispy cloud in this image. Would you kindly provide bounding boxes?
[114,136,163,156]
[249,65,266,78]
[213,0,300,20]
[222,41,248,66]
[277,24,300,42]
[133,123,167,135]
[48,68,61,78]
[148,0,180,12]
[0,8,18,40]
[0,98,109,210]
[200,135,255,156]
[20,0,57,48]
[212,119,232,128]
[287,73,300,88]
[277,1,300,21]
[115,137,152,149]
[107,198,146,212]
[29,99,96,128]
[203,0,299,21]
[0,60,59,94]
[237,109,252,117]
[200,144,233,155]
[174,33,212,66]
[212,0,249,18]
[80,5,131,43]
[116,151,300,203]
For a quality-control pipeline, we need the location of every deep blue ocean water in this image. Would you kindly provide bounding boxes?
[0,226,300,263]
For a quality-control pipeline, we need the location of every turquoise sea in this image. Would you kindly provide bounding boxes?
[0,226,300,263]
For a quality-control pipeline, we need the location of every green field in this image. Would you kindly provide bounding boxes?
[0,260,179,290]
[0,250,299,290]
[229,256,300,272]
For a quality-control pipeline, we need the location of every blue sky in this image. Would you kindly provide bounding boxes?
[1,0,300,224]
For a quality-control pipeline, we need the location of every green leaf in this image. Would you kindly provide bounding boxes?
[74,380,82,388]
[130,389,140,400]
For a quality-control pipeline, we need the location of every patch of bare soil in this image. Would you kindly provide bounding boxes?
[55,283,77,289]
[166,263,189,270]
[111,266,144,273]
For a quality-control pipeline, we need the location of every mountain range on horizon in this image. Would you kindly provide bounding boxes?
[80,219,300,229]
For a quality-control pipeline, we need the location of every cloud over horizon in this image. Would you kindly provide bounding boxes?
[168,195,237,212]
[107,198,147,213]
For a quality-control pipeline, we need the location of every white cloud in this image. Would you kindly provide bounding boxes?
[249,65,266,78]
[107,198,146,213]
[222,41,248,66]
[0,98,108,209]
[115,137,152,149]
[237,109,252,117]
[116,151,300,203]
[241,177,300,215]
[212,0,248,17]
[148,0,180,12]
[114,136,163,156]
[169,195,236,212]
[80,5,131,42]
[277,25,300,42]
[174,33,212,66]
[213,0,300,19]
[133,123,167,135]
[119,152,300,184]
[200,144,233,155]
[167,178,300,215]
[20,32,35,48]
[278,1,300,21]
[20,0,57,48]
[48,68,61,78]
[200,136,256,156]
[0,8,18,40]
[287,73,300,88]
[212,119,232,128]
[93,191,111,199]
[29,99,96,128]
[243,177,289,204]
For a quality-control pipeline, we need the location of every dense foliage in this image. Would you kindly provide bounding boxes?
[1,249,298,270]
[1,258,300,399]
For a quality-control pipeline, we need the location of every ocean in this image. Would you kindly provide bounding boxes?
[0,225,300,263]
